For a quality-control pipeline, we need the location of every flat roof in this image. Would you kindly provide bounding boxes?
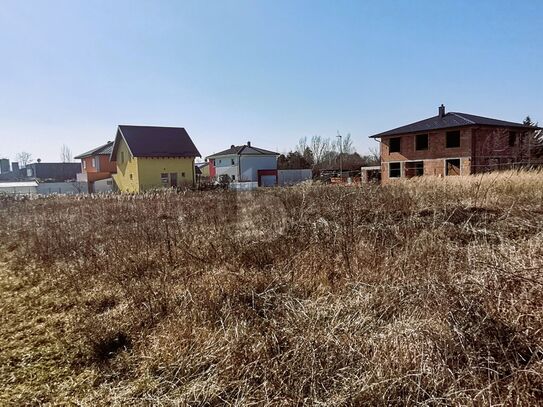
[0,181,39,188]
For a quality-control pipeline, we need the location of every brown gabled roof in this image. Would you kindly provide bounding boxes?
[206,143,279,159]
[74,141,114,159]
[370,107,541,138]
[111,125,201,160]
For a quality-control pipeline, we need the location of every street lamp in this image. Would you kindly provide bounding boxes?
[337,132,343,180]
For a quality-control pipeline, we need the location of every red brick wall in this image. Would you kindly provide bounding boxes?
[471,127,528,173]
[380,127,472,182]
[80,155,117,182]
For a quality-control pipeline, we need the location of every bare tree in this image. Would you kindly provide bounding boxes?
[310,135,331,165]
[368,146,380,164]
[296,136,308,155]
[336,132,354,154]
[60,145,73,163]
[15,152,33,168]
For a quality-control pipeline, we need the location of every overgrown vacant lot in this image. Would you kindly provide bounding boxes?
[1,171,543,405]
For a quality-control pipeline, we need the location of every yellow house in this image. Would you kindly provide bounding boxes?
[110,125,201,192]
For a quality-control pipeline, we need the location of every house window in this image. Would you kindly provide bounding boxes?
[106,180,113,185]
[82,160,87,169]
[389,137,401,153]
[92,157,96,168]
[415,134,428,150]
[406,161,424,177]
[509,131,517,147]
[231,158,235,165]
[121,151,125,163]
[445,159,461,176]
[161,173,168,185]
[446,131,460,148]
[129,173,133,180]
[181,172,185,177]
[389,162,401,178]
[218,159,222,164]
[232,175,236,181]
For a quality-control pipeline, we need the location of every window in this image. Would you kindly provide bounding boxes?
[82,160,86,169]
[92,157,96,168]
[389,137,401,153]
[161,173,168,185]
[445,159,461,176]
[389,162,401,178]
[406,161,424,177]
[106,180,113,186]
[232,175,236,181]
[218,159,222,164]
[446,131,460,148]
[129,173,133,180]
[509,131,517,147]
[181,172,185,177]
[415,134,428,150]
[231,158,235,165]
[121,151,125,163]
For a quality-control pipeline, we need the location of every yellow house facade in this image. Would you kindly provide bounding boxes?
[111,125,201,193]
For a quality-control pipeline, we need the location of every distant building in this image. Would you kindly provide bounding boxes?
[24,162,81,181]
[0,158,9,174]
[370,105,542,182]
[110,125,201,192]
[75,141,117,193]
[195,162,210,177]
[206,142,279,186]
[0,162,80,182]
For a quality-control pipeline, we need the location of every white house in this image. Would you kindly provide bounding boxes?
[206,142,279,186]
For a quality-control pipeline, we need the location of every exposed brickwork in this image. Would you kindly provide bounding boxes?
[379,126,525,182]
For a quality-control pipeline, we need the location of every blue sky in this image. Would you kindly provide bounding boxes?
[1,0,542,162]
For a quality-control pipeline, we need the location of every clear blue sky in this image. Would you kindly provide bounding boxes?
[1,0,542,163]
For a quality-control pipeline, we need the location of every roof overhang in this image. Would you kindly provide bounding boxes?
[369,123,542,139]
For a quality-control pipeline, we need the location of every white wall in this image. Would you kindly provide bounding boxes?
[37,182,88,195]
[93,178,114,193]
[0,185,38,195]
[240,156,277,182]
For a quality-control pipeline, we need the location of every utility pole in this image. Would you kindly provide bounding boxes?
[337,132,343,180]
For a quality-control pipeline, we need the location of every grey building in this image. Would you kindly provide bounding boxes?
[0,158,9,174]
[206,142,279,186]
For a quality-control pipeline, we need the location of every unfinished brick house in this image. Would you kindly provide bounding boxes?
[370,105,541,182]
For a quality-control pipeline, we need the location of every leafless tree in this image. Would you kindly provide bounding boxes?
[296,136,308,155]
[60,145,73,163]
[310,135,331,165]
[16,151,33,168]
[336,132,354,154]
[368,146,380,164]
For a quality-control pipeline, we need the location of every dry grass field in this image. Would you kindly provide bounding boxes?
[1,171,543,405]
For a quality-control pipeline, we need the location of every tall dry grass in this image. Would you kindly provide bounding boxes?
[0,170,542,405]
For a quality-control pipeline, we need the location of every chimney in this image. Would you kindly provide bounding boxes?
[247,141,251,147]
[439,104,445,118]
[12,162,19,172]
[230,144,235,149]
